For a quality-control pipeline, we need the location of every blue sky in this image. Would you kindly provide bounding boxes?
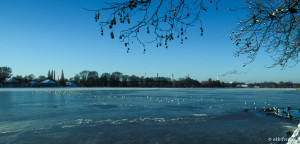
[1,0,299,83]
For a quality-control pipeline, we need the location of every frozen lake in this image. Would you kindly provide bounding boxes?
[0,88,299,144]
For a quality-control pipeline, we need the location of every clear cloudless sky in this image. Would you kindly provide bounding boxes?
[0,0,299,83]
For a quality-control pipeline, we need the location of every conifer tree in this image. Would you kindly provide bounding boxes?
[52,70,54,80]
[60,70,65,86]
[47,70,50,80]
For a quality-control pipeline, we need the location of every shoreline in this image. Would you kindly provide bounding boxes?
[0,87,299,89]
[0,87,299,92]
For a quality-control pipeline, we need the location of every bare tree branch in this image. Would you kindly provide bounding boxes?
[88,0,300,69]
[230,0,300,68]
[87,0,219,53]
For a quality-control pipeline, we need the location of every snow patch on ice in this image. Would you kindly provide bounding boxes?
[287,123,300,144]
[192,114,208,117]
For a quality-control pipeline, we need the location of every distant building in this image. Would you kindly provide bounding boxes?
[3,78,19,83]
[2,78,20,87]
[236,84,249,88]
[40,79,56,87]
[29,81,39,87]
[66,82,76,87]
[229,81,245,88]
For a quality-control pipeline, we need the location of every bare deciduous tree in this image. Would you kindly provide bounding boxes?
[230,0,300,68]
[87,0,220,53]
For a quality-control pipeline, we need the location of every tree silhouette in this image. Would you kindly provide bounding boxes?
[60,70,65,86]
[121,75,130,87]
[87,71,99,87]
[0,66,12,82]
[110,72,123,87]
[37,75,46,82]
[230,0,300,68]
[88,0,220,53]
[99,72,111,86]
[47,70,51,80]
[79,71,90,86]
[25,74,35,82]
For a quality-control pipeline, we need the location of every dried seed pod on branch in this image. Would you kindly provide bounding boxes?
[86,0,220,53]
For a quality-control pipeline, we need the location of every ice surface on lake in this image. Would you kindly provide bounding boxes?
[0,88,299,144]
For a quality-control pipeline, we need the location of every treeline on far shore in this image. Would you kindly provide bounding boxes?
[1,66,300,88]
[67,71,300,88]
